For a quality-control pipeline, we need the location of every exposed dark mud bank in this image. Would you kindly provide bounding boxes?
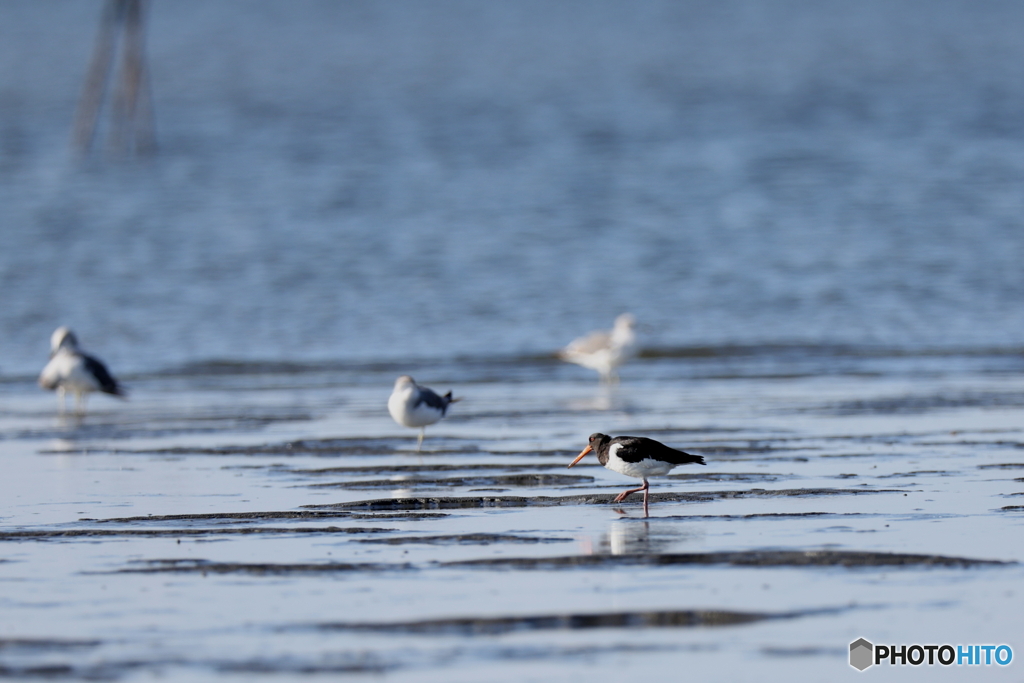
[287,463,575,476]
[442,550,1014,570]
[0,638,101,652]
[0,655,390,680]
[0,527,392,541]
[285,464,785,484]
[308,473,594,489]
[100,549,1011,577]
[85,511,368,524]
[307,607,839,635]
[105,558,412,575]
[821,392,1024,414]
[356,533,572,546]
[84,510,447,524]
[877,470,955,478]
[659,512,864,520]
[310,488,906,511]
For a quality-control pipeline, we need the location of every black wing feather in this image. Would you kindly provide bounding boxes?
[613,436,706,466]
[414,387,451,414]
[82,354,124,396]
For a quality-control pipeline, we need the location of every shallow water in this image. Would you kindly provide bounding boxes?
[3,1,1024,680]
[4,1,1024,373]
[2,350,1023,681]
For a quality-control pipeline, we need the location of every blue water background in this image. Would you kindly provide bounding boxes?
[2,0,1024,375]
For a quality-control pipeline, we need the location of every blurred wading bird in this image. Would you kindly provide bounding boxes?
[558,313,637,382]
[39,327,125,414]
[568,433,706,516]
[387,375,460,451]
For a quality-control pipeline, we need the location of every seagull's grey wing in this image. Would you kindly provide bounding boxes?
[561,330,612,356]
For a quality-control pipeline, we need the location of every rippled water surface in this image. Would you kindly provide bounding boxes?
[2,1,1024,681]
[3,1,1024,371]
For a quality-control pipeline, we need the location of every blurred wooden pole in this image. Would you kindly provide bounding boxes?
[72,0,119,153]
[72,0,156,157]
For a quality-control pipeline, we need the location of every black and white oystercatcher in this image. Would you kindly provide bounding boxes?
[568,433,706,515]
[38,326,125,414]
[387,375,460,451]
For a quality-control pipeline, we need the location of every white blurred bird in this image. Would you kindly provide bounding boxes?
[558,313,637,382]
[38,327,125,414]
[387,375,459,451]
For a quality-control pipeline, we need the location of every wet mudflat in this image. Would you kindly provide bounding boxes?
[1,353,1023,681]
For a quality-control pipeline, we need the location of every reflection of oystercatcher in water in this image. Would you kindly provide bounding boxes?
[38,327,125,415]
[387,375,460,451]
[558,313,637,383]
[568,433,706,516]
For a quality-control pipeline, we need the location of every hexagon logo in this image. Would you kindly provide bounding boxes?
[850,638,874,671]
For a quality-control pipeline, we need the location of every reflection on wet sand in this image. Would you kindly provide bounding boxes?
[601,519,705,556]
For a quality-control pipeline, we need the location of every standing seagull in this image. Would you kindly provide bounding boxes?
[558,313,637,382]
[568,433,705,516]
[387,375,459,451]
[39,327,125,414]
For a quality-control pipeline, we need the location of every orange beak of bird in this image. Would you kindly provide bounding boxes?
[567,444,592,468]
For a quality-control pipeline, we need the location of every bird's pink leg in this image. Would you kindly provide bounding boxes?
[613,478,649,504]
[612,484,644,503]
